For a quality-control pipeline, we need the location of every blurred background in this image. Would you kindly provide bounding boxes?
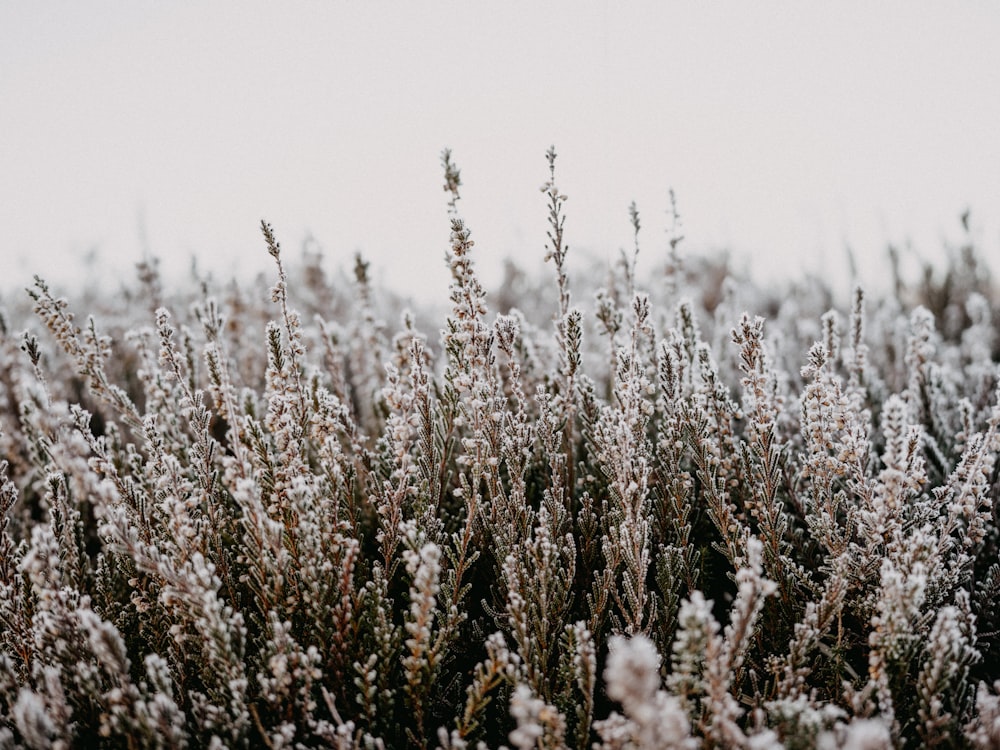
[2,2,998,304]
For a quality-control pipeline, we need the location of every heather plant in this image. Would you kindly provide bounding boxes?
[0,148,998,749]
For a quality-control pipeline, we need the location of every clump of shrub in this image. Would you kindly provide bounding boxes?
[0,149,999,749]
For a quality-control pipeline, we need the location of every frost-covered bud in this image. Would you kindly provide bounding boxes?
[508,685,546,750]
[818,718,892,750]
[508,685,565,750]
[13,689,56,749]
[601,635,695,748]
[605,634,661,708]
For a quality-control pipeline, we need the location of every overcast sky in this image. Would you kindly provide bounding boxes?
[2,2,999,303]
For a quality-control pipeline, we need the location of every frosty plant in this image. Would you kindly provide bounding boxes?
[0,147,998,748]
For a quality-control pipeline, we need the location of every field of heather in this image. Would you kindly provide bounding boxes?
[0,152,998,749]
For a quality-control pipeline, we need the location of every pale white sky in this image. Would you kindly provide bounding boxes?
[2,2,999,302]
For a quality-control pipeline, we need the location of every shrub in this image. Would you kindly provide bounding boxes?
[0,149,998,749]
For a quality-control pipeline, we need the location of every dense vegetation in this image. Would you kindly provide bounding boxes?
[1,150,998,748]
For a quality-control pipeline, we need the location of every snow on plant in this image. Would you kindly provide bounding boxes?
[0,147,998,748]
